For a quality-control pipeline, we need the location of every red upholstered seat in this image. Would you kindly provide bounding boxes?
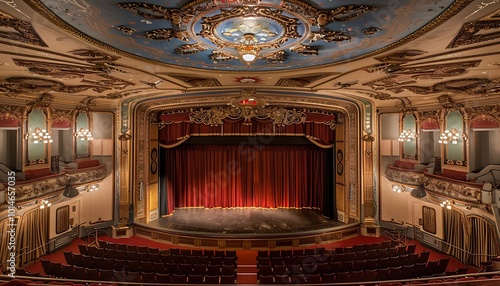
[393,160,417,170]
[441,169,468,181]
[77,159,100,169]
[24,168,52,180]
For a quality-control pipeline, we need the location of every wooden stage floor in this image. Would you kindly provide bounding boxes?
[139,208,344,236]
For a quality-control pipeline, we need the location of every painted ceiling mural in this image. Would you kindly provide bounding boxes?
[32,0,460,71]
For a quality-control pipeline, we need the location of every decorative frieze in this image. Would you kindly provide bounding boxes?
[422,174,482,204]
[170,105,337,128]
[2,165,107,207]
[0,11,47,47]
[385,166,424,186]
[447,11,500,48]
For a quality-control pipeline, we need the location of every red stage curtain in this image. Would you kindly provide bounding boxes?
[163,144,326,214]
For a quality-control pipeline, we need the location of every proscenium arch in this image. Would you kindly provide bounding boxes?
[119,90,371,229]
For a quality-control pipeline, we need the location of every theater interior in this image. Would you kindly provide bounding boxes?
[1,0,500,284]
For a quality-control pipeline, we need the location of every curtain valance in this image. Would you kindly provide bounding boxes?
[159,106,336,148]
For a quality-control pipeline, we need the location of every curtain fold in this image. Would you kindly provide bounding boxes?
[444,210,500,267]
[16,208,48,266]
[0,217,18,271]
[467,216,500,267]
[443,208,469,263]
[164,144,327,214]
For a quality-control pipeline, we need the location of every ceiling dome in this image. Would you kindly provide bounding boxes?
[33,0,460,71]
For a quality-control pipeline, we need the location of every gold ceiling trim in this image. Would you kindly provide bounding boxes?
[0,10,48,47]
[142,92,359,119]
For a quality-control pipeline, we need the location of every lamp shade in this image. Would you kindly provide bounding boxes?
[63,187,80,198]
[242,53,256,62]
[410,186,426,198]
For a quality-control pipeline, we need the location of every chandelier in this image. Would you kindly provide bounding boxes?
[236,34,261,65]
[398,129,415,142]
[75,128,94,140]
[438,128,459,144]
[31,127,53,144]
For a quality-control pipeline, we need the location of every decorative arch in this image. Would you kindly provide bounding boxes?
[130,93,363,224]
[470,114,500,130]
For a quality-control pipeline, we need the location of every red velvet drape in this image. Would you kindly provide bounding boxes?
[164,144,325,214]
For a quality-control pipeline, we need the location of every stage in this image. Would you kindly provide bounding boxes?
[134,208,360,249]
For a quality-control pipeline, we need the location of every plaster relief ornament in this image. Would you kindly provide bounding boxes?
[30,0,468,71]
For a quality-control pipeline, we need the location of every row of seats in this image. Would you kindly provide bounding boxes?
[256,240,400,258]
[43,258,237,278]
[64,252,237,272]
[95,241,237,258]
[3,275,500,286]
[12,268,236,284]
[257,251,426,268]
[257,258,450,283]
[1,272,236,284]
[261,274,500,285]
[78,244,237,263]
[257,244,417,265]
[68,267,236,284]
[47,243,241,285]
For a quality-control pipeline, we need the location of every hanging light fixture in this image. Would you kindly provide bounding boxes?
[236,34,261,65]
[438,128,459,144]
[398,129,415,142]
[30,127,53,144]
[75,127,94,141]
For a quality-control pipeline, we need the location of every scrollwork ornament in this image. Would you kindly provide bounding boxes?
[290,44,319,55]
[323,121,337,130]
[0,104,23,121]
[117,26,136,35]
[189,106,230,126]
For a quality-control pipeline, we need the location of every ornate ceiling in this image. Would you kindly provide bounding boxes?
[0,0,499,112]
[29,0,460,71]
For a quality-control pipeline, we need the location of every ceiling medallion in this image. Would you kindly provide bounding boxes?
[118,1,376,67]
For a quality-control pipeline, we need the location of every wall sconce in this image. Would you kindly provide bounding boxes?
[38,199,51,209]
[28,127,53,144]
[440,199,452,210]
[438,128,459,144]
[398,129,416,142]
[75,128,94,141]
[392,185,403,193]
[87,184,99,192]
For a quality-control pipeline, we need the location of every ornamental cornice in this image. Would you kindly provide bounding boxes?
[144,93,357,115]
[2,165,107,207]
[187,105,314,127]
[421,175,482,204]
[385,167,424,186]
